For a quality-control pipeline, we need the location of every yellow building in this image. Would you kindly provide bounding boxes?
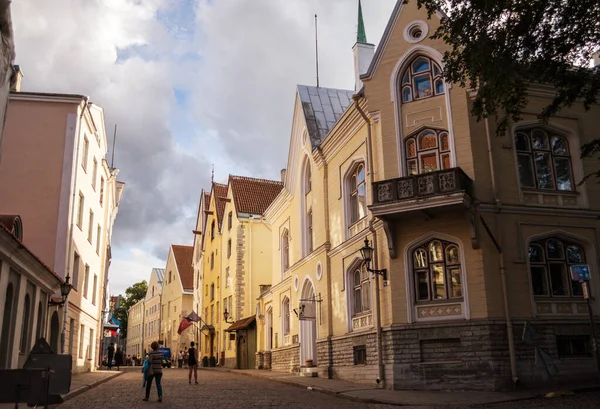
[144,268,164,353]
[160,245,194,353]
[257,0,600,391]
[125,299,143,358]
[197,177,282,368]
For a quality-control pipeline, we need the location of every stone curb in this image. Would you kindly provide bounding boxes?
[62,371,124,402]
[199,367,600,407]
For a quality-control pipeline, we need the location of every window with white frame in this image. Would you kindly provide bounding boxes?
[350,265,371,317]
[400,56,444,103]
[528,237,585,297]
[405,128,452,175]
[348,163,366,226]
[307,209,313,253]
[515,128,574,191]
[412,239,463,302]
[281,229,290,273]
[82,136,89,171]
[281,297,290,339]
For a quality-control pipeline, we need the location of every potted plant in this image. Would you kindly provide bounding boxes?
[305,358,313,367]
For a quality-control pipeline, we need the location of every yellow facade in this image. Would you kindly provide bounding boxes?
[144,268,164,352]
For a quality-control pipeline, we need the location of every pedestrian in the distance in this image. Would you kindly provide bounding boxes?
[188,341,198,385]
[143,342,163,402]
[107,343,115,370]
[178,351,183,368]
[115,347,123,370]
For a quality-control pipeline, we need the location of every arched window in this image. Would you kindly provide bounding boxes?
[350,265,371,317]
[405,128,451,175]
[20,294,31,353]
[412,239,462,301]
[303,158,313,256]
[307,209,313,254]
[281,297,290,338]
[211,220,216,239]
[281,229,290,273]
[528,237,585,297]
[304,162,312,193]
[348,163,366,225]
[515,128,573,191]
[401,56,444,103]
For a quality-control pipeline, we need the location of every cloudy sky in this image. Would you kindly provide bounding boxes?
[11,0,396,294]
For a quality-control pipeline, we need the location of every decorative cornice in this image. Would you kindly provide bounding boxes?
[479,202,600,219]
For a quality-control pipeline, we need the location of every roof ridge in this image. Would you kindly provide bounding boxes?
[230,175,283,185]
[297,84,354,93]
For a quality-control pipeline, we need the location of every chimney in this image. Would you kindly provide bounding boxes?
[280,169,286,183]
[11,65,23,92]
[353,1,374,91]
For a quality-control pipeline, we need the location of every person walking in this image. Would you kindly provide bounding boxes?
[107,343,115,370]
[178,351,183,368]
[115,347,124,370]
[188,341,198,385]
[143,342,163,402]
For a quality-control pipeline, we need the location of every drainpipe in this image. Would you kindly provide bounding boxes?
[484,118,519,387]
[61,96,90,354]
[353,94,385,388]
[319,150,335,379]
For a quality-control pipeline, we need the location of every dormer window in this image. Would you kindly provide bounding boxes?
[401,56,444,103]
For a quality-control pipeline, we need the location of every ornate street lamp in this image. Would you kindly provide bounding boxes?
[360,238,387,281]
[49,275,73,307]
[223,308,234,324]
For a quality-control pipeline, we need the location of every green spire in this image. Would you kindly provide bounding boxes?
[357,0,367,43]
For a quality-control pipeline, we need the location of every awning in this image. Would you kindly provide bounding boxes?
[225,315,256,332]
[103,323,119,330]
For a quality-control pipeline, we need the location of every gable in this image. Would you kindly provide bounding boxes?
[229,175,283,216]
[171,245,194,291]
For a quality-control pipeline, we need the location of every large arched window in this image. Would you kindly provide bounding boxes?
[528,237,585,297]
[515,128,574,191]
[303,158,313,256]
[405,128,451,175]
[401,56,444,103]
[281,296,290,341]
[351,265,371,317]
[281,229,290,274]
[348,163,366,225]
[412,239,462,301]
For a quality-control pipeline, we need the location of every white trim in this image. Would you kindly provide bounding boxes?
[403,20,429,43]
[344,255,367,333]
[281,295,290,345]
[341,156,368,241]
[265,306,273,351]
[280,228,290,280]
[294,275,299,292]
[300,156,312,257]
[390,46,456,178]
[403,232,471,323]
[315,261,323,281]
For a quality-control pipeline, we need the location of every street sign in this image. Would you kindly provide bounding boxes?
[570,264,591,281]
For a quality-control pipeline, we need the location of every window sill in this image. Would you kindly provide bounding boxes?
[521,188,578,196]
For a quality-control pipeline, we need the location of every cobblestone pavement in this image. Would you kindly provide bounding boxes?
[57,368,600,409]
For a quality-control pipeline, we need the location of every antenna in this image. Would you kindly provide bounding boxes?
[211,164,214,184]
[315,14,320,88]
[111,124,117,168]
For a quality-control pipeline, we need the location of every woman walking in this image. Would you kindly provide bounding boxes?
[188,341,198,385]
[143,342,163,402]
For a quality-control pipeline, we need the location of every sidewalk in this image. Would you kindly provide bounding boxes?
[200,366,600,407]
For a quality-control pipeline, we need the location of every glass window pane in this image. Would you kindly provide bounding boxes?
[549,263,568,296]
[354,270,361,287]
[357,165,365,183]
[402,86,412,102]
[433,63,441,76]
[412,57,430,73]
[528,244,544,262]
[420,153,438,172]
[414,74,433,98]
[571,280,583,297]
[407,159,418,175]
[515,132,529,151]
[414,249,428,268]
[439,132,449,151]
[534,152,554,189]
[416,271,429,300]
[441,153,451,169]
[530,266,549,295]
[354,288,362,314]
[531,129,549,149]
[351,175,357,191]
[362,281,371,311]
[429,240,443,262]
[566,245,584,264]
[448,267,462,298]
[435,79,444,94]
[551,136,568,155]
[403,71,410,85]
[517,154,535,188]
[546,239,564,259]
[351,194,358,223]
[554,157,572,191]
[445,245,460,264]
[431,265,446,299]
[406,139,416,158]
[358,184,366,219]
[418,131,438,150]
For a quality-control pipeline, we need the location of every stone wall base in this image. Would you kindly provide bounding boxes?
[270,345,300,373]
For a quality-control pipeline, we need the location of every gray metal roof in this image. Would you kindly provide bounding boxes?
[297,85,356,148]
[152,268,165,288]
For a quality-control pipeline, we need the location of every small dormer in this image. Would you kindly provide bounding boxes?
[0,215,23,241]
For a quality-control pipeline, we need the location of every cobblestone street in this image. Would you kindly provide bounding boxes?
[55,368,600,409]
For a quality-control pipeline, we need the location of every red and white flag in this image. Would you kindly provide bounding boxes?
[177,318,193,335]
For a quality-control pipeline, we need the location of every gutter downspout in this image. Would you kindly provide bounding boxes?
[354,93,385,388]
[319,148,334,379]
[61,96,90,354]
[484,117,518,387]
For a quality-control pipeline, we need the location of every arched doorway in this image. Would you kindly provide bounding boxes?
[237,335,247,369]
[265,307,273,351]
[0,283,14,368]
[299,279,317,366]
[50,311,60,353]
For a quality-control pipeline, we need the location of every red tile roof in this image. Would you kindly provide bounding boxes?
[213,183,228,228]
[225,315,256,332]
[203,191,210,210]
[229,175,283,216]
[171,245,194,291]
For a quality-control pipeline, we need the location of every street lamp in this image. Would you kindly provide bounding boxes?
[49,275,73,307]
[360,238,387,281]
[223,308,234,324]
